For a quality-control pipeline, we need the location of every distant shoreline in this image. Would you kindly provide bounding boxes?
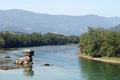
[0,44,78,51]
[79,53,120,64]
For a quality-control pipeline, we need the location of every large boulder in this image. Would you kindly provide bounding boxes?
[15,56,32,65]
[15,49,34,65]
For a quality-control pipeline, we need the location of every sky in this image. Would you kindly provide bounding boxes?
[0,0,120,17]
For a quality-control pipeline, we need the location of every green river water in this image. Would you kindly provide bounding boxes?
[0,45,120,80]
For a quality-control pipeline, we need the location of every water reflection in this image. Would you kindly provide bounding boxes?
[0,63,34,77]
[16,64,34,77]
[23,64,34,77]
[79,57,120,80]
[0,51,34,77]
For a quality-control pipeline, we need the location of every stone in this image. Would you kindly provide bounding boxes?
[0,66,19,70]
[4,56,11,58]
[14,49,34,65]
[43,63,53,66]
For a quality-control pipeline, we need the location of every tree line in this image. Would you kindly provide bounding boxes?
[0,32,79,49]
[78,27,120,57]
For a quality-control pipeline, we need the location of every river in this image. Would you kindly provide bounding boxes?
[0,44,120,80]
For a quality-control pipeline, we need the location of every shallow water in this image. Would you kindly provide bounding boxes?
[0,45,81,80]
[0,45,120,80]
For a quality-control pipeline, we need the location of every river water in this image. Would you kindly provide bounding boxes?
[0,45,120,80]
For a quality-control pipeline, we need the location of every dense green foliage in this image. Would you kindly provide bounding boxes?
[78,27,120,57]
[0,32,79,48]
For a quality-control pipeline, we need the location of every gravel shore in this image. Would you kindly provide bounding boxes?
[79,54,120,64]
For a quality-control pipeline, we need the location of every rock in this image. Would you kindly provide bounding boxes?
[15,56,33,65]
[14,49,34,65]
[5,56,11,58]
[43,63,52,66]
[0,66,19,70]
[0,61,4,64]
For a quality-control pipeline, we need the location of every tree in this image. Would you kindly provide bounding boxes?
[79,27,120,57]
[0,37,4,49]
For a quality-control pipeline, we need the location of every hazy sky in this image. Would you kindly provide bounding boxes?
[0,0,119,17]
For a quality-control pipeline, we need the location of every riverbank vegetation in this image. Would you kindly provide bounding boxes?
[0,32,79,48]
[78,27,120,57]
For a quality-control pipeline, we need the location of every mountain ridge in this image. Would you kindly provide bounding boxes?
[110,24,120,31]
[0,9,120,35]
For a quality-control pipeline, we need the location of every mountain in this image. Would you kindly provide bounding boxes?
[0,9,120,35]
[110,24,120,31]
